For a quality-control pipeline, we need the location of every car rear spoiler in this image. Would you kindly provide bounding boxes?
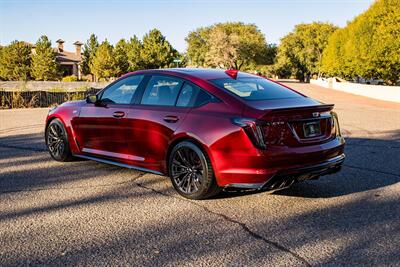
[263,104,334,115]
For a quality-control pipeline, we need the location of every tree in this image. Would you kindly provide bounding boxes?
[186,22,273,70]
[89,40,117,80]
[126,36,144,71]
[141,29,178,69]
[369,0,400,84]
[185,27,211,67]
[81,34,99,76]
[264,43,278,65]
[322,0,400,84]
[31,35,60,81]
[274,32,308,80]
[274,22,338,81]
[0,41,31,81]
[207,22,269,70]
[0,46,3,80]
[114,39,130,76]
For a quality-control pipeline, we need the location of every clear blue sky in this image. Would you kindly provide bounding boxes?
[0,0,373,53]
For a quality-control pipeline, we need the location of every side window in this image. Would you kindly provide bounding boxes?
[100,75,144,104]
[176,82,214,108]
[194,89,213,107]
[176,83,194,107]
[141,75,183,106]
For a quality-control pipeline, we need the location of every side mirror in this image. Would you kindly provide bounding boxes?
[86,94,97,104]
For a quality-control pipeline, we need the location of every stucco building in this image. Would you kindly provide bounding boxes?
[29,39,83,79]
[54,39,83,79]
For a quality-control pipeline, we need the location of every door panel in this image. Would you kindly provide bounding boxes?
[124,75,192,171]
[76,104,131,158]
[73,74,145,160]
[124,105,190,170]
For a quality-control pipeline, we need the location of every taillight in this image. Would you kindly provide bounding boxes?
[331,112,341,136]
[232,118,267,149]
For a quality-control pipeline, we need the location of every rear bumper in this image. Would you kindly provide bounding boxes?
[224,153,345,190]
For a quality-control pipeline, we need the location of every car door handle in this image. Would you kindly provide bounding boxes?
[163,115,179,123]
[113,111,125,118]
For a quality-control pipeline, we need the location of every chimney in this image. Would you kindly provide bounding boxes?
[73,41,83,56]
[56,39,64,52]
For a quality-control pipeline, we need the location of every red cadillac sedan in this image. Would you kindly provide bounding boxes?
[45,68,345,199]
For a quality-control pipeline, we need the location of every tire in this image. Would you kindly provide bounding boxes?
[169,141,221,200]
[45,118,74,162]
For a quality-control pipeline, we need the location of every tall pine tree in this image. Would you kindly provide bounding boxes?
[31,35,60,81]
[141,29,178,69]
[81,34,99,76]
[0,41,31,81]
[89,40,117,80]
[114,39,130,76]
[126,36,144,71]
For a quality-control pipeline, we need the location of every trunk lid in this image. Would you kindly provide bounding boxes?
[243,98,337,147]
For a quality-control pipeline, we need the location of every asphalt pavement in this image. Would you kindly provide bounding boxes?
[0,82,399,266]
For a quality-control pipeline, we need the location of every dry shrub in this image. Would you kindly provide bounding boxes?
[26,93,39,108]
[11,91,25,108]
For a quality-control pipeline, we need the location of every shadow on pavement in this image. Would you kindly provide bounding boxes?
[0,131,399,265]
[276,130,400,198]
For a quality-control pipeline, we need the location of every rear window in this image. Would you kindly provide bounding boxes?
[210,77,302,101]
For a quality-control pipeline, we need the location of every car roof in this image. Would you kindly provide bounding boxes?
[125,68,258,80]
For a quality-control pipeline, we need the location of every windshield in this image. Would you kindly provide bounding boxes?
[210,77,302,101]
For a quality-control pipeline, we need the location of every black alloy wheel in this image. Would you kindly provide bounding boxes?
[169,141,220,199]
[46,119,73,161]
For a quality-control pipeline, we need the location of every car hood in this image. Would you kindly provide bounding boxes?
[57,100,86,108]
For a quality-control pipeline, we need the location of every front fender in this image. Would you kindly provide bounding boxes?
[46,102,84,154]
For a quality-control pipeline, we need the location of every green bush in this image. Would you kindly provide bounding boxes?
[321,0,400,84]
[62,75,78,82]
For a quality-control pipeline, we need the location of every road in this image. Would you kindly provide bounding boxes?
[0,82,399,266]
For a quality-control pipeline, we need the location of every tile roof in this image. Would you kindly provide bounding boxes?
[3,40,82,63]
[54,49,82,63]
[22,41,36,48]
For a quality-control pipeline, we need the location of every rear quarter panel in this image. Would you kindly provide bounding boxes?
[172,102,259,185]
